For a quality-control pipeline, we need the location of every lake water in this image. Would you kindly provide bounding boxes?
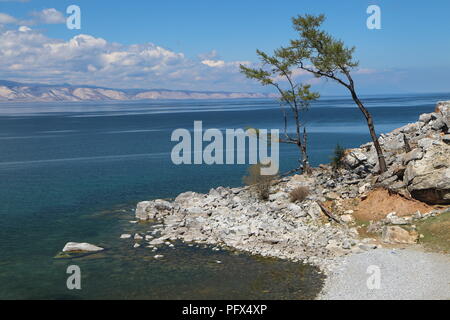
[0,93,449,299]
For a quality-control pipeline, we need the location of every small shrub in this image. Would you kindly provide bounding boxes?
[289,186,310,202]
[243,163,277,200]
[331,143,346,170]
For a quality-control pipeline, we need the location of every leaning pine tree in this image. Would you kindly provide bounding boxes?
[277,14,387,173]
[240,50,319,174]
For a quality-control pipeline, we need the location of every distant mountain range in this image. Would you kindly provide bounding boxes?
[0,80,275,102]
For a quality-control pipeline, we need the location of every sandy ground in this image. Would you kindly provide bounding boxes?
[318,246,450,300]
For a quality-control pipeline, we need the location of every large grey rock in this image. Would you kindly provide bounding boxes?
[136,201,153,220]
[385,212,411,225]
[379,133,406,151]
[431,117,446,131]
[136,199,173,220]
[418,138,437,149]
[62,242,104,252]
[175,191,202,203]
[402,148,423,165]
[419,113,432,124]
[343,150,368,169]
[381,226,417,244]
[405,144,450,204]
[400,122,422,134]
[154,199,173,211]
[435,101,450,131]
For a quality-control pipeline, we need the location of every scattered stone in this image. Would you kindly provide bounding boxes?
[340,215,355,224]
[269,192,288,201]
[358,243,377,251]
[325,192,340,201]
[342,240,352,250]
[149,238,164,246]
[385,212,411,225]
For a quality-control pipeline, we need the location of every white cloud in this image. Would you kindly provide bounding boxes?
[198,50,219,60]
[30,8,65,24]
[0,13,18,24]
[202,59,226,67]
[355,68,377,75]
[271,68,310,82]
[0,8,65,26]
[0,27,255,91]
[18,25,31,32]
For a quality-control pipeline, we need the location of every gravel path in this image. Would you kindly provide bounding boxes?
[318,247,450,300]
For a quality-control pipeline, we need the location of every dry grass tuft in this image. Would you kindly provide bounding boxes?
[289,186,310,203]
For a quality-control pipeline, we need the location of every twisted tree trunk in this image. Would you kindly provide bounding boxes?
[345,79,387,173]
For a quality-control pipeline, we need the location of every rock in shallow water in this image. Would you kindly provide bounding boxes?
[62,242,104,252]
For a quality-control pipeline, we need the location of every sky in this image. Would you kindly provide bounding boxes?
[0,0,449,94]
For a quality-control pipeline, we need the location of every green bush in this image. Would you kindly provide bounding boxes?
[331,144,346,170]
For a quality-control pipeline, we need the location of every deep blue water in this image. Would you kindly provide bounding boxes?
[0,93,449,299]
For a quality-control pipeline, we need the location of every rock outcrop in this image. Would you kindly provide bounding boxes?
[405,144,450,204]
[342,100,450,204]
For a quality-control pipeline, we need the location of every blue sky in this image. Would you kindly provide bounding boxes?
[1,0,449,94]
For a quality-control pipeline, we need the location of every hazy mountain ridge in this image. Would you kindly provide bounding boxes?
[0,80,275,102]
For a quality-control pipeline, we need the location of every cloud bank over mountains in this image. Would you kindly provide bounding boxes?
[0,25,253,91]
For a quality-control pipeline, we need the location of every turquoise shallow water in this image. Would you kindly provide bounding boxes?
[0,93,449,299]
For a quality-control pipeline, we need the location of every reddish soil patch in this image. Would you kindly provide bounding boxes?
[353,188,432,221]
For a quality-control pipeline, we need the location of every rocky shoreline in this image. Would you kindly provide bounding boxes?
[131,101,450,275]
